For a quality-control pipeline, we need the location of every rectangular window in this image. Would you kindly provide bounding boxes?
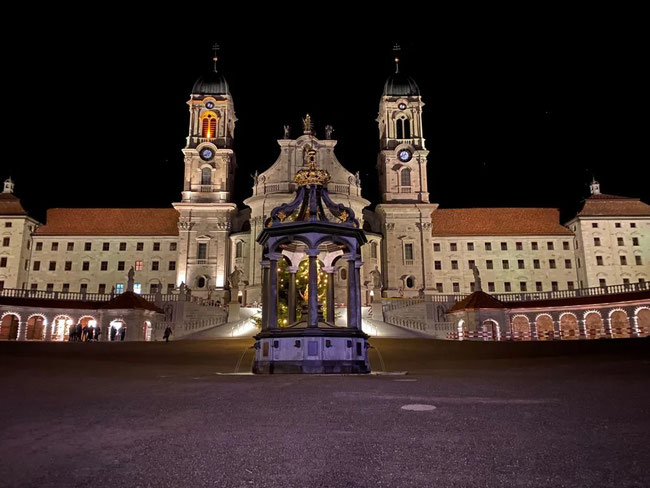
[30,283,38,290]
[565,259,572,269]
[102,242,110,251]
[436,283,443,293]
[468,260,475,270]
[404,243,413,261]
[547,241,554,250]
[170,242,177,251]
[549,259,556,269]
[452,282,460,293]
[620,256,627,265]
[117,261,125,271]
[623,278,630,285]
[486,260,493,270]
[116,283,124,294]
[65,261,72,271]
[82,261,90,271]
[167,283,175,294]
[2,237,9,247]
[519,282,527,292]
[133,283,142,294]
[4,222,11,228]
[563,241,570,250]
[504,282,512,292]
[567,281,575,291]
[152,261,159,271]
[80,283,88,293]
[137,242,144,251]
[615,223,621,228]
[67,242,74,251]
[450,243,457,252]
[536,282,543,292]
[596,256,603,266]
[434,260,441,270]
[502,260,509,269]
[617,237,624,246]
[50,242,58,251]
[169,261,176,271]
[488,282,495,292]
[551,281,558,291]
[46,283,54,292]
[594,237,601,246]
[631,223,637,228]
[467,242,474,251]
[484,242,492,251]
[153,242,160,251]
[98,284,106,294]
[470,282,476,292]
[531,242,538,251]
[62,283,70,293]
[451,260,458,270]
[101,261,108,271]
[135,260,143,271]
[48,261,56,271]
[599,278,606,287]
[632,237,639,246]
[197,243,207,260]
[533,259,540,269]
[433,243,440,252]
[33,261,40,271]
[84,242,92,251]
[516,242,523,251]
[35,242,42,251]
[501,242,508,251]
[517,259,525,269]
[149,284,159,294]
[639,278,646,285]
[577,258,581,268]
[592,223,598,228]
[636,256,643,265]
[0,257,7,268]
[119,242,127,251]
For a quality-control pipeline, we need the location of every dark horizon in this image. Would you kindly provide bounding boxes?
[3,23,647,225]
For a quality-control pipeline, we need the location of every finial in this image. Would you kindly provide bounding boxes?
[3,177,14,194]
[393,43,401,73]
[212,43,220,72]
[302,113,313,134]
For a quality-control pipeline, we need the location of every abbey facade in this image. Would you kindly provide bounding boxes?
[1,63,649,306]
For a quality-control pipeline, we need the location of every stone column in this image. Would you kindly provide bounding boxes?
[260,260,270,331]
[44,319,52,341]
[529,319,538,341]
[578,319,587,339]
[344,253,362,329]
[553,320,561,340]
[323,266,335,324]
[288,266,298,324]
[267,253,282,329]
[306,250,320,328]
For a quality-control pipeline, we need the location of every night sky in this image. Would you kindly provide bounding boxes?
[4,19,646,224]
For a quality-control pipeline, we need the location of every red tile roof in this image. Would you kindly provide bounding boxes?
[0,193,28,216]
[99,291,163,313]
[35,208,179,236]
[432,208,573,236]
[577,194,650,217]
[447,291,506,312]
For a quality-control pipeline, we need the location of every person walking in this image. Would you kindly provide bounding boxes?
[94,326,101,341]
[163,326,172,342]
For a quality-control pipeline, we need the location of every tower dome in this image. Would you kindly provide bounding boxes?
[192,70,230,96]
[383,71,420,97]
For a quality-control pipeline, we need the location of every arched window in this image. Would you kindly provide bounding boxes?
[201,114,217,138]
[235,241,243,258]
[201,168,212,185]
[396,116,411,139]
[406,276,415,288]
[197,277,206,288]
[400,168,411,187]
[370,242,378,259]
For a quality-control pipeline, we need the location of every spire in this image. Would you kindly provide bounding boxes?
[212,42,220,73]
[589,177,601,196]
[3,177,14,194]
[393,43,401,73]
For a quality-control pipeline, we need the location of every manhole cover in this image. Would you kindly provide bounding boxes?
[401,404,437,411]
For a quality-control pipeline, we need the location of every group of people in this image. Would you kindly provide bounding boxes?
[68,323,101,342]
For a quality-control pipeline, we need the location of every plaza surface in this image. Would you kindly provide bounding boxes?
[0,339,649,488]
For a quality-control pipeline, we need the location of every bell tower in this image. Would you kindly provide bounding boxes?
[181,44,237,204]
[377,46,429,203]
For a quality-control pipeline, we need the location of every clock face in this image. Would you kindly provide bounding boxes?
[205,101,215,109]
[398,150,412,162]
[398,103,407,110]
[200,148,214,161]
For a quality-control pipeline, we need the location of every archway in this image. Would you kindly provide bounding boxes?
[560,313,579,340]
[109,320,127,341]
[482,320,499,341]
[79,316,98,341]
[52,315,73,341]
[584,312,605,339]
[511,316,530,341]
[142,321,152,341]
[636,308,650,337]
[26,315,46,340]
[610,310,631,338]
[536,315,555,341]
[0,314,19,340]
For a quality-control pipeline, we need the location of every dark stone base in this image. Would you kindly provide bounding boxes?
[253,359,370,374]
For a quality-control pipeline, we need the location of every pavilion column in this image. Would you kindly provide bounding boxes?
[529,319,538,341]
[17,321,25,341]
[306,250,320,328]
[323,266,335,324]
[260,260,270,331]
[288,266,298,324]
[267,253,282,329]
[344,253,362,329]
[553,319,561,340]
[578,319,587,339]
[44,320,52,341]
